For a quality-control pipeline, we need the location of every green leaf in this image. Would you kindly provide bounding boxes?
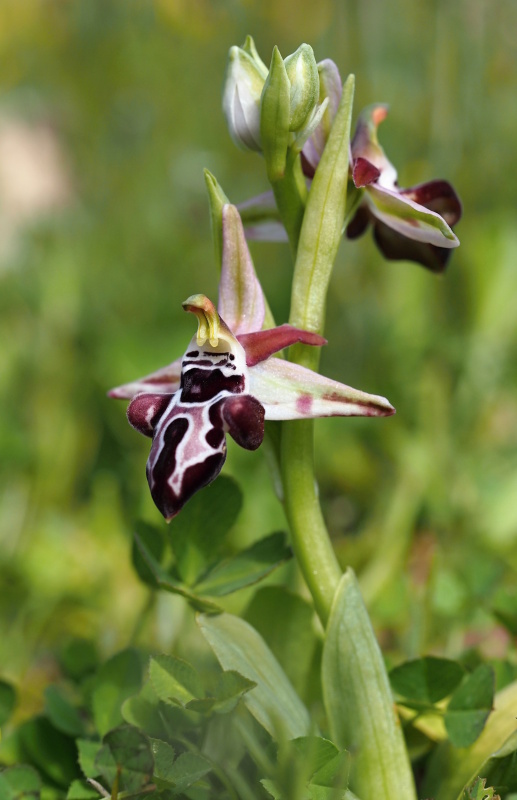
[0,680,17,727]
[160,751,211,794]
[390,656,465,705]
[18,717,79,788]
[132,520,165,588]
[421,681,517,799]
[185,669,256,715]
[95,725,154,793]
[150,738,176,786]
[0,766,40,800]
[245,586,318,697]
[149,655,204,707]
[194,532,291,597]
[169,475,242,586]
[59,639,99,682]
[321,569,416,800]
[133,534,222,613]
[290,73,355,333]
[66,780,99,800]
[44,685,85,738]
[91,649,143,737]
[445,665,495,748]
[121,681,170,740]
[260,46,291,182]
[76,739,102,780]
[198,612,310,739]
[290,737,340,777]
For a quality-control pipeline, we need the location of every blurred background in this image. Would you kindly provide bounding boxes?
[1,0,517,710]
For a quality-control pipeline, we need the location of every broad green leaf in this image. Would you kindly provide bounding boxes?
[390,656,465,705]
[149,655,204,707]
[321,569,416,800]
[76,739,102,780]
[91,649,143,737]
[198,612,310,739]
[194,532,291,597]
[169,475,242,585]
[445,665,495,748]
[18,717,79,788]
[245,586,318,697]
[132,520,165,588]
[95,725,154,793]
[133,533,222,613]
[0,766,40,800]
[420,678,517,799]
[44,685,85,738]
[66,780,99,800]
[0,680,17,727]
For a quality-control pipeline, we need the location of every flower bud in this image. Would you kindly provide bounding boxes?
[223,39,267,151]
[283,44,319,132]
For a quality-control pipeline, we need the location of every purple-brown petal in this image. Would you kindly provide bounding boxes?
[221,394,265,451]
[352,157,381,188]
[373,220,452,273]
[127,393,173,437]
[238,324,326,367]
[345,204,371,240]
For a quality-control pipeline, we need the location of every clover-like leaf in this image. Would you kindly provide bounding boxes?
[169,475,243,585]
[44,685,85,738]
[445,665,495,748]
[390,656,465,706]
[0,766,40,800]
[149,654,204,707]
[194,532,291,597]
[94,725,154,794]
[91,649,143,737]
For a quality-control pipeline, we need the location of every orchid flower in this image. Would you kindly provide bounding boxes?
[346,104,462,272]
[238,61,462,272]
[110,204,394,521]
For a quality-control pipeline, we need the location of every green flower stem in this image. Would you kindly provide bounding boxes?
[271,148,307,257]
[280,76,355,624]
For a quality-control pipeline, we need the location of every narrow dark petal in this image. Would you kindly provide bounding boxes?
[373,220,452,273]
[238,324,326,367]
[401,179,462,227]
[352,157,381,188]
[345,204,371,240]
[300,149,316,179]
[127,393,173,437]
[222,394,265,450]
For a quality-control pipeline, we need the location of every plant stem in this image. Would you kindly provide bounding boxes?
[271,148,307,257]
[279,76,355,624]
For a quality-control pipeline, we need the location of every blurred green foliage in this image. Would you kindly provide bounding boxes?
[1,0,517,739]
